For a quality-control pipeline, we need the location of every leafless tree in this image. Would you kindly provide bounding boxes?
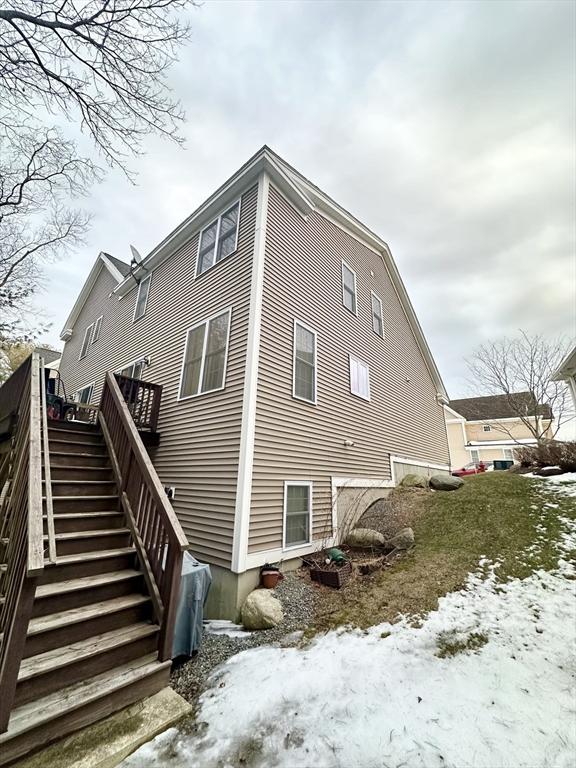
[0,0,193,171]
[466,331,571,443]
[0,128,93,338]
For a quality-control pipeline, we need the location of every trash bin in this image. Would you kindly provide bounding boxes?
[493,460,514,471]
[172,552,212,658]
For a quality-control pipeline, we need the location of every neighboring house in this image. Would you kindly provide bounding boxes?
[57,146,450,617]
[445,393,553,468]
[552,344,576,410]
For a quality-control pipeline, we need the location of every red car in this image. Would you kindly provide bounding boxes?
[452,461,491,477]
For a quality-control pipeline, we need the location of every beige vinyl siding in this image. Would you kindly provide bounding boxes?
[465,419,550,442]
[248,185,449,554]
[446,420,469,468]
[58,185,258,567]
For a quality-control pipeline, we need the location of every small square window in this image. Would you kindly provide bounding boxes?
[349,355,370,400]
[483,425,491,432]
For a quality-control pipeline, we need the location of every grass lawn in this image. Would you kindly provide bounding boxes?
[310,472,576,634]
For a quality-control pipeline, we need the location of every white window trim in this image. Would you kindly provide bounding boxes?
[292,319,318,405]
[341,260,358,315]
[370,291,384,338]
[195,198,242,279]
[349,354,371,401]
[91,315,103,344]
[133,273,151,322]
[283,480,313,551]
[115,356,147,379]
[75,382,95,404]
[177,307,232,401]
[78,324,93,360]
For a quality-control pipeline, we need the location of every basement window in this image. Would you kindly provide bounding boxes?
[179,308,232,399]
[196,200,241,276]
[283,481,312,548]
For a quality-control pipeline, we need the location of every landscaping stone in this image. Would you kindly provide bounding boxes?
[241,589,284,630]
[430,474,464,491]
[535,467,564,477]
[387,527,415,550]
[345,528,386,548]
[400,473,429,488]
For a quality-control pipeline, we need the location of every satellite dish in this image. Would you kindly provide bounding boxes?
[130,245,143,265]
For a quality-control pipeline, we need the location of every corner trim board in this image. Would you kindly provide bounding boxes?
[231,172,270,574]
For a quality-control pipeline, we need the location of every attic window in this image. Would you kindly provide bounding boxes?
[134,274,151,322]
[342,261,357,314]
[483,425,491,432]
[91,316,102,343]
[196,201,241,277]
[79,324,93,360]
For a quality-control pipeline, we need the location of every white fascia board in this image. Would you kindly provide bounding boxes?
[59,252,127,339]
[444,404,466,420]
[551,344,576,381]
[113,148,315,299]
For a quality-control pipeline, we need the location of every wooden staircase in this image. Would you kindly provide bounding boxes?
[0,420,170,765]
[0,357,188,766]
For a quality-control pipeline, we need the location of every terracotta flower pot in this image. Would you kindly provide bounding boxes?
[261,570,281,589]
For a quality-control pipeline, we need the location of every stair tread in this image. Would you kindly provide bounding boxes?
[44,528,129,540]
[46,480,116,485]
[2,655,168,739]
[46,512,122,519]
[18,623,158,682]
[50,465,112,471]
[36,569,142,598]
[27,594,150,636]
[54,547,135,565]
[48,495,118,502]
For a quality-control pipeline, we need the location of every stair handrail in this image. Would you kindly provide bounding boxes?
[99,371,188,661]
[0,352,44,732]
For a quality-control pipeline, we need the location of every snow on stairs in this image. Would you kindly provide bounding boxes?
[0,420,171,766]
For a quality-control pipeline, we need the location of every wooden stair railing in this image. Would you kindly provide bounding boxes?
[0,353,45,733]
[99,371,188,661]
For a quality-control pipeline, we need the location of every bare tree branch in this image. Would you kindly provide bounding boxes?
[0,0,195,173]
[465,331,572,444]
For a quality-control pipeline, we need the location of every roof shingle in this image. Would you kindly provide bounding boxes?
[449,392,553,421]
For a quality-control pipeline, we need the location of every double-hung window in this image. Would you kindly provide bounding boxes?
[341,261,357,314]
[91,316,102,343]
[293,321,317,404]
[470,449,480,464]
[179,309,231,399]
[283,482,312,548]
[118,359,146,380]
[371,293,384,338]
[197,201,241,276]
[349,355,370,400]
[75,383,94,404]
[79,324,93,360]
[134,274,151,321]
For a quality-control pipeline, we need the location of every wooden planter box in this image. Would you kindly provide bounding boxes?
[309,561,352,589]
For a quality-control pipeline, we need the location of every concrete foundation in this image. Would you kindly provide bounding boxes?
[13,687,191,768]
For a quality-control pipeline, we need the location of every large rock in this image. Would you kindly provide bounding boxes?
[387,527,415,550]
[430,474,464,491]
[400,473,428,489]
[241,589,283,630]
[345,528,386,548]
[535,466,564,477]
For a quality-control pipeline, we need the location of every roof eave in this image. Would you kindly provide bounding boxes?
[551,344,576,381]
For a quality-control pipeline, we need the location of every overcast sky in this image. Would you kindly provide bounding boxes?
[37,0,575,398]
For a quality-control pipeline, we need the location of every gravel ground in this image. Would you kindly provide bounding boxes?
[171,572,317,706]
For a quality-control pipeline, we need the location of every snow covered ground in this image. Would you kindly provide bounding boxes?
[124,478,576,768]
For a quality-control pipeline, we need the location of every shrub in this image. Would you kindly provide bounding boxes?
[515,441,576,472]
